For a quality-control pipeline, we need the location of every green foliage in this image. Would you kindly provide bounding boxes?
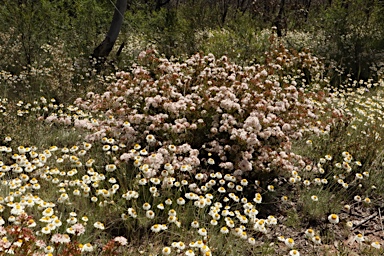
[299,188,342,224]
[0,0,115,100]
[0,1,60,70]
[124,7,196,58]
[195,18,271,65]
[308,0,384,82]
[284,209,300,228]
[0,0,111,70]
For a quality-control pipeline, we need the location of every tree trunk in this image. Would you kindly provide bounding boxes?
[92,0,127,64]
[274,0,285,37]
[155,0,171,11]
[221,0,229,25]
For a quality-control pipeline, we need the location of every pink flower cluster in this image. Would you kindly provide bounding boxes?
[71,46,343,181]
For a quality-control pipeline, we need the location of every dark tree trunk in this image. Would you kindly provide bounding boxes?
[274,0,285,37]
[155,0,171,11]
[221,0,229,25]
[303,0,311,21]
[239,0,251,14]
[92,0,127,64]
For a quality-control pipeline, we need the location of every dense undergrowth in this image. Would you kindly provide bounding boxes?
[1,27,384,255]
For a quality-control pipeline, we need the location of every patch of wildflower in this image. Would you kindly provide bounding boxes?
[3,37,382,256]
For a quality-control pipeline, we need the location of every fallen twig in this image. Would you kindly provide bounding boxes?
[379,207,384,234]
[352,212,378,230]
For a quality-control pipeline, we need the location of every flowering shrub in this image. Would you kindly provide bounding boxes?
[74,44,341,183]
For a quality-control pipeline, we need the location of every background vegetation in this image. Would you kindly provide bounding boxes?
[0,0,383,100]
